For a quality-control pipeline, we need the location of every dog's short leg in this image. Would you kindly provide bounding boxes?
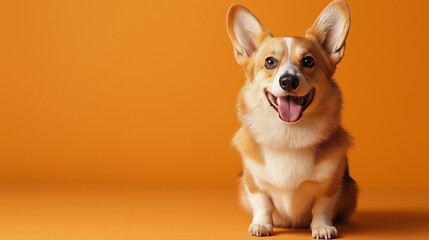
[311,196,337,239]
[246,190,273,237]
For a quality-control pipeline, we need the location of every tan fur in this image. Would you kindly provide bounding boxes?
[232,126,265,165]
[333,166,358,222]
[243,168,260,194]
[312,126,354,198]
[227,1,357,238]
[325,156,347,198]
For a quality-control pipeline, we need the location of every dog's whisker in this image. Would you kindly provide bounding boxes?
[246,80,255,91]
[250,98,263,113]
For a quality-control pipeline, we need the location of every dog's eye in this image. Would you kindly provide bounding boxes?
[265,57,277,69]
[301,56,314,68]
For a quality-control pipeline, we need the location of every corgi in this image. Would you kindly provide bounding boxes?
[226,0,358,238]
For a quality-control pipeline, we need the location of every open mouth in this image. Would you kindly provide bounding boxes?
[265,88,315,123]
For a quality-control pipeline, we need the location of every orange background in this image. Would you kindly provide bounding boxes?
[1,1,429,240]
[1,0,429,190]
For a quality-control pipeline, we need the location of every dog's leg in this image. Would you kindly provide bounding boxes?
[246,189,274,237]
[310,196,337,239]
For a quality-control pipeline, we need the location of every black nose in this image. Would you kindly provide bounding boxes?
[279,74,300,91]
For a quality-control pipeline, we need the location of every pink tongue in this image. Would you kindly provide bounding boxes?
[278,96,302,122]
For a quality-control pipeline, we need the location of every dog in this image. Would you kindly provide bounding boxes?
[226,0,358,238]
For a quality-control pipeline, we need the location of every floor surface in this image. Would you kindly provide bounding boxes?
[0,185,428,240]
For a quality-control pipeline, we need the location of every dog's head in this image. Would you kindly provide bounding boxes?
[227,0,351,148]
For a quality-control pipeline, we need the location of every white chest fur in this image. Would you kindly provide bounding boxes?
[245,146,316,190]
[244,145,339,226]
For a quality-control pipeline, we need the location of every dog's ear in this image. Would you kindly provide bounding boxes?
[305,0,351,65]
[226,4,272,65]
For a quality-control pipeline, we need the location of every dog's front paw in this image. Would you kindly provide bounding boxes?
[311,225,337,239]
[248,223,273,237]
